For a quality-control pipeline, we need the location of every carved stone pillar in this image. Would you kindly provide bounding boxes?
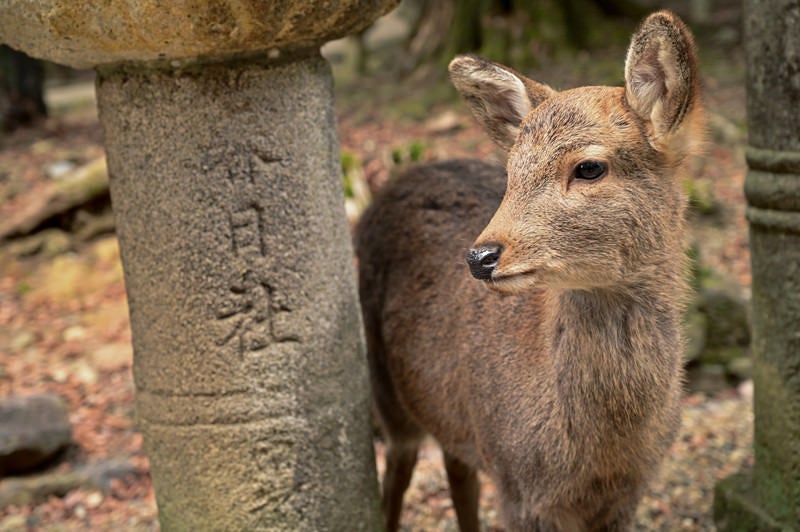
[714,1,800,529]
[0,2,398,529]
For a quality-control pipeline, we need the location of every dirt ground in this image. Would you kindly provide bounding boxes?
[0,13,753,530]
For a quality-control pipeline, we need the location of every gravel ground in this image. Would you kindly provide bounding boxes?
[375,384,754,531]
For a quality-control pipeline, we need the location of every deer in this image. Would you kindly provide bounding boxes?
[356,10,704,532]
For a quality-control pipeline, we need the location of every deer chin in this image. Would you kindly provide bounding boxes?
[485,270,539,294]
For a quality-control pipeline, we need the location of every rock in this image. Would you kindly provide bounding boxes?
[85,490,103,508]
[698,288,750,350]
[738,380,754,400]
[0,394,72,476]
[46,160,78,179]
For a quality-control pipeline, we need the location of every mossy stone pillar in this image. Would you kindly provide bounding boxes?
[714,1,800,530]
[0,2,398,529]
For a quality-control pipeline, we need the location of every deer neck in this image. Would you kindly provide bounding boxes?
[547,274,684,432]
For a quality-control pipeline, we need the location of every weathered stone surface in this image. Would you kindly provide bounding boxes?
[0,1,399,68]
[744,2,800,153]
[98,53,379,530]
[0,394,72,476]
[714,472,785,532]
[715,0,800,529]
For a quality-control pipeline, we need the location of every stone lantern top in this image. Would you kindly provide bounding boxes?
[0,1,398,68]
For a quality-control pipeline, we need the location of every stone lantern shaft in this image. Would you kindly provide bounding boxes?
[714,1,800,529]
[1,1,398,529]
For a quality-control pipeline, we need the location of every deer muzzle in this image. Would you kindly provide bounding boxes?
[466,243,503,280]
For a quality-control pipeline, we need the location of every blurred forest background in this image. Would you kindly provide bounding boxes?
[1,0,752,530]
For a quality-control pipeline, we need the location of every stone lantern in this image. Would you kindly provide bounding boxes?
[0,2,398,529]
[714,0,800,529]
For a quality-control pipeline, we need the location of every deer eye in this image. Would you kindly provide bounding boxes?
[573,161,607,182]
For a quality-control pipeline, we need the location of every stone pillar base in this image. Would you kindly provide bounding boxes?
[714,470,789,532]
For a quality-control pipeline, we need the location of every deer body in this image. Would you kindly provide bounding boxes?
[357,12,703,531]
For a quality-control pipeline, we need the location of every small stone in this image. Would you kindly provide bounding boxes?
[85,491,103,508]
[72,361,98,385]
[738,379,754,399]
[63,325,87,342]
[0,394,72,475]
[46,160,78,179]
[51,367,69,383]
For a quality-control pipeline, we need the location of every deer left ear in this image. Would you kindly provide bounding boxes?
[624,11,699,147]
[449,54,556,151]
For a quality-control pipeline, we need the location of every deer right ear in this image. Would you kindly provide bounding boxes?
[449,55,555,151]
[624,11,699,149]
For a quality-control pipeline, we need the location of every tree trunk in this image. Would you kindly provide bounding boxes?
[0,45,47,131]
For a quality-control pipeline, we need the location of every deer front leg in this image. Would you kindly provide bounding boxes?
[444,451,481,532]
[382,440,420,532]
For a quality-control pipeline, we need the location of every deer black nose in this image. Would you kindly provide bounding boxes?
[466,244,503,280]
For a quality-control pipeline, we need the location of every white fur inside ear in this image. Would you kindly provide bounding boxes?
[454,57,532,122]
[484,66,532,122]
[627,63,662,116]
[449,56,538,150]
[625,40,667,120]
[658,43,680,94]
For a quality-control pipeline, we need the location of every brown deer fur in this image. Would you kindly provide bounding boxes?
[356,11,704,531]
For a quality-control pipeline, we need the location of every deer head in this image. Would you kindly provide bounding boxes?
[451,11,702,294]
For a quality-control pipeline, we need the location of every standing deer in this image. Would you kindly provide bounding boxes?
[356,11,704,532]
